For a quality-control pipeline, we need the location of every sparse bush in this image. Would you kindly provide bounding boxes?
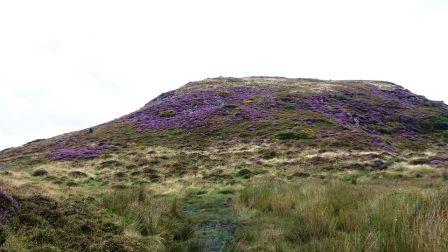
[410,158,431,165]
[371,125,394,134]
[438,130,448,138]
[173,221,195,241]
[133,155,150,166]
[442,169,448,181]
[418,115,448,132]
[69,171,87,178]
[258,149,277,159]
[0,171,11,176]
[370,159,389,170]
[32,168,48,177]
[307,118,334,125]
[223,104,238,109]
[291,171,310,178]
[99,160,123,168]
[236,169,254,179]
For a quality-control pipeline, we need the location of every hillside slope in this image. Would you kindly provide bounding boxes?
[1,77,448,166]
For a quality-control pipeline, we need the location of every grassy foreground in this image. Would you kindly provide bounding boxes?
[2,176,448,251]
[232,179,448,251]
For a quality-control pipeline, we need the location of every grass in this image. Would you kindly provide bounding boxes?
[232,179,448,251]
[101,186,180,237]
[0,185,202,251]
[1,142,448,251]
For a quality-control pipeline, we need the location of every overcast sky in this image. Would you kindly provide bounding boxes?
[0,0,447,150]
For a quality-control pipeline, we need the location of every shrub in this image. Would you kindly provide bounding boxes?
[258,149,277,159]
[99,160,123,168]
[274,129,316,140]
[297,129,317,139]
[443,169,448,180]
[173,222,195,241]
[223,104,238,109]
[158,110,176,118]
[236,169,254,179]
[32,168,48,177]
[371,125,394,134]
[291,172,310,178]
[282,103,298,110]
[69,171,88,178]
[438,130,448,138]
[418,115,448,132]
[133,156,150,166]
[307,118,334,125]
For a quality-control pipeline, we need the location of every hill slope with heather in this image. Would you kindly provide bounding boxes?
[1,77,448,165]
[1,77,448,251]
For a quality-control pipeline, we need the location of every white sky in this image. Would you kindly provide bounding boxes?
[0,0,447,150]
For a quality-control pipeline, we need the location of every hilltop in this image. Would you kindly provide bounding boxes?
[1,77,448,251]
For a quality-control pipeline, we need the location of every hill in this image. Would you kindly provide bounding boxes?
[1,77,448,251]
[1,77,448,164]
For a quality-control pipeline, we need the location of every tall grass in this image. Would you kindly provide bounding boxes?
[234,179,448,251]
[101,186,202,251]
[101,186,180,237]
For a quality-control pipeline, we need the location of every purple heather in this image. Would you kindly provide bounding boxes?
[0,189,17,224]
[51,143,114,161]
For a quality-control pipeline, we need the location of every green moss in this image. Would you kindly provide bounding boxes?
[158,109,176,118]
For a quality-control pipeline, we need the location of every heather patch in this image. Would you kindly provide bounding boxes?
[122,87,276,131]
[0,190,17,224]
[51,143,114,161]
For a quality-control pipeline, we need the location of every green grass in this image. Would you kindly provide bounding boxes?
[0,186,202,251]
[232,179,448,251]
